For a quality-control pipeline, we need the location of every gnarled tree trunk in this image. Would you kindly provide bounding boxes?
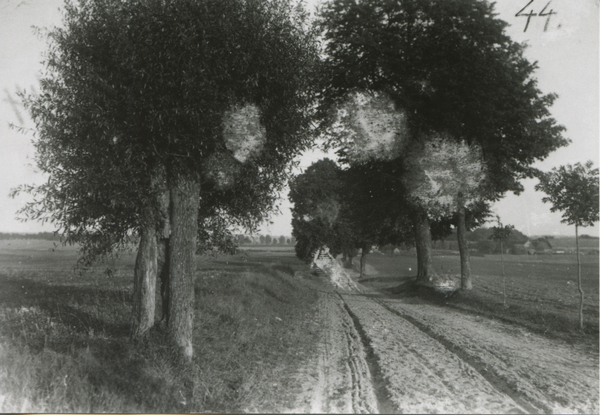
[131,222,158,338]
[414,210,437,283]
[168,172,200,361]
[156,178,172,323]
[131,166,171,337]
[457,200,472,290]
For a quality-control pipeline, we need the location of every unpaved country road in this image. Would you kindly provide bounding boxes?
[288,283,599,414]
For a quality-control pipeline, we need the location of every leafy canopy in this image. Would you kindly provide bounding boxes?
[490,216,514,242]
[289,159,353,261]
[535,161,599,228]
[318,0,568,196]
[289,158,418,263]
[13,0,320,263]
[402,134,486,218]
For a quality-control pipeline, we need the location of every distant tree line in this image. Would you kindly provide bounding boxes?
[234,234,296,245]
[436,227,529,255]
[0,232,60,241]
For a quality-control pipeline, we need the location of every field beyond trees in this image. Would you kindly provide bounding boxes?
[0,239,598,412]
[359,250,599,340]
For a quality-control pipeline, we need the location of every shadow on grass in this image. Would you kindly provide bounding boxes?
[0,272,192,413]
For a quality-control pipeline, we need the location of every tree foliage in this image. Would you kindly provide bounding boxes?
[13,0,320,264]
[12,0,320,356]
[340,162,416,247]
[289,158,416,268]
[490,221,514,244]
[317,0,567,284]
[318,0,567,196]
[535,161,599,228]
[402,135,486,218]
[289,159,351,262]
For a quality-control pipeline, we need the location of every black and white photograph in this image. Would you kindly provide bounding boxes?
[0,0,598,412]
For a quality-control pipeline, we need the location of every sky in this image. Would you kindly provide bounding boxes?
[0,0,598,238]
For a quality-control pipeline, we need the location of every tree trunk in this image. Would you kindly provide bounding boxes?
[359,248,367,279]
[576,224,584,330]
[158,238,170,323]
[131,166,171,337]
[501,241,506,307]
[457,202,472,290]
[157,185,171,323]
[168,173,200,361]
[131,224,158,338]
[415,240,423,277]
[342,251,354,269]
[414,210,437,283]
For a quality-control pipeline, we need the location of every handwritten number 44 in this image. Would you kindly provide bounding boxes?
[516,0,557,32]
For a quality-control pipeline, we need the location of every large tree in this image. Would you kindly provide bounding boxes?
[402,135,488,288]
[535,161,599,330]
[289,159,355,263]
[318,0,567,284]
[14,0,319,359]
[290,157,415,276]
[340,161,416,276]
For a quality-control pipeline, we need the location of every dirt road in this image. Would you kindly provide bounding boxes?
[288,279,599,414]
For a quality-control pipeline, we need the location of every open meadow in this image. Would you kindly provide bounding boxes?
[0,239,598,412]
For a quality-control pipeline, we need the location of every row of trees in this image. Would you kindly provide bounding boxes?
[10,0,597,358]
[290,0,568,290]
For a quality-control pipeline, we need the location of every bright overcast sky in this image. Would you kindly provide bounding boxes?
[0,0,598,237]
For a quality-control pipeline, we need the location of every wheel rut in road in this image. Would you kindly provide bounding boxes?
[370,297,543,414]
[340,293,530,414]
[286,291,379,413]
[375,295,599,414]
[337,292,401,414]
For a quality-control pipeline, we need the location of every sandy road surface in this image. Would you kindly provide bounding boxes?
[287,291,378,413]
[288,278,598,414]
[375,296,599,414]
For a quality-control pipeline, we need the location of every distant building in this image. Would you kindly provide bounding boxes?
[524,238,553,253]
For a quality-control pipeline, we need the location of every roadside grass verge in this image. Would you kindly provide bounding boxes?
[0,260,319,413]
[360,253,599,344]
[387,278,599,343]
[193,263,320,413]
[442,285,599,341]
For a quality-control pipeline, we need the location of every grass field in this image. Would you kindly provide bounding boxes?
[0,239,598,412]
[359,251,600,341]
[547,236,599,251]
[0,240,320,413]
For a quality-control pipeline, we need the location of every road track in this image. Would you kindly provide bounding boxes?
[289,283,599,414]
